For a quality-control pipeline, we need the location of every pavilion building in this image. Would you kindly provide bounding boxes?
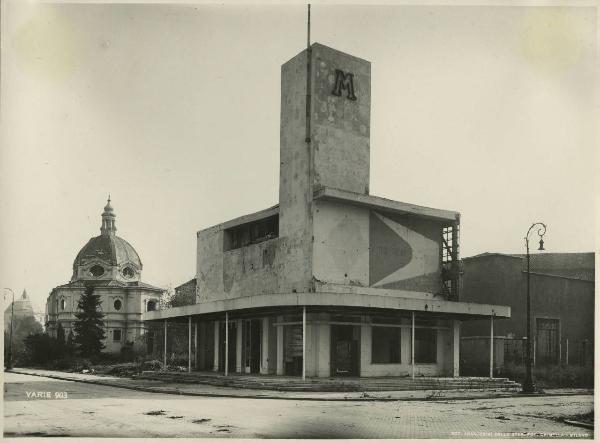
[144,43,510,378]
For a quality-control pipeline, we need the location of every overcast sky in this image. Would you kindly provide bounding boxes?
[1,3,596,315]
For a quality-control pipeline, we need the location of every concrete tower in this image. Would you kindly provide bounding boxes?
[278,43,371,293]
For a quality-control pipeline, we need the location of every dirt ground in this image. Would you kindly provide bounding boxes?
[4,371,593,439]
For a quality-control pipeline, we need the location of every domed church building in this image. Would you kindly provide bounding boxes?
[45,198,164,353]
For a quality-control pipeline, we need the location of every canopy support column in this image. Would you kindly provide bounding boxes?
[188,316,192,373]
[194,322,198,369]
[163,319,167,369]
[302,306,306,381]
[213,321,219,372]
[411,312,415,380]
[490,313,494,378]
[225,312,229,376]
[453,319,460,377]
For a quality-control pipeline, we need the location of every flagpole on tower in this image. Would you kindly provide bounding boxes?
[304,2,312,380]
[305,4,312,145]
[307,4,311,48]
[305,3,314,209]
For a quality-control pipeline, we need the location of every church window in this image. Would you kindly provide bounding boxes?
[122,267,134,278]
[113,329,122,342]
[114,299,122,311]
[90,265,105,277]
[60,299,66,310]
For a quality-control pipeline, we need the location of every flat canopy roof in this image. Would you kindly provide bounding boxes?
[143,292,510,322]
[313,187,459,223]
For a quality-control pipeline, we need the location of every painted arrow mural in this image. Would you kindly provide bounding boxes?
[369,211,440,292]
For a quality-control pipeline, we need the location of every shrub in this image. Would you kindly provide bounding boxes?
[5,317,44,366]
[22,333,64,366]
[120,342,135,362]
[51,357,92,372]
[142,360,163,371]
[106,362,140,376]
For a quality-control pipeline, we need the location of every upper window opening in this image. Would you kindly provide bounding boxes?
[147,300,157,312]
[223,214,278,251]
[90,265,105,277]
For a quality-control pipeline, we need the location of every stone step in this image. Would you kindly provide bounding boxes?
[132,373,521,392]
[138,378,517,388]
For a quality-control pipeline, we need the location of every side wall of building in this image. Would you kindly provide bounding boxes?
[197,226,302,300]
[174,279,196,305]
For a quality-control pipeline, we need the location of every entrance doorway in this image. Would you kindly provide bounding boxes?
[284,324,303,376]
[331,325,360,376]
[243,319,262,373]
[218,321,237,372]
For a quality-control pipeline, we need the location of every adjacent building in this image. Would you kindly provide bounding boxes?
[173,278,197,307]
[460,252,594,374]
[144,43,511,378]
[4,289,35,331]
[45,199,164,353]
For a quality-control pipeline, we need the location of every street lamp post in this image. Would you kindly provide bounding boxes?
[4,288,15,370]
[522,223,546,394]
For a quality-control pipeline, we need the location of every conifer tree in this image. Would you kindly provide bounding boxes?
[66,330,76,356]
[56,322,66,356]
[56,323,66,345]
[73,285,106,357]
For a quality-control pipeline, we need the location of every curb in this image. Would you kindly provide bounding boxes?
[563,419,594,430]
[6,369,592,403]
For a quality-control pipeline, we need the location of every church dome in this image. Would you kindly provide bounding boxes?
[73,235,142,270]
[71,198,143,282]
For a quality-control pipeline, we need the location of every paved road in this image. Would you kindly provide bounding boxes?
[4,372,593,439]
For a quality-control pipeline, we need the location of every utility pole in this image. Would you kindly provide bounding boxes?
[4,288,15,370]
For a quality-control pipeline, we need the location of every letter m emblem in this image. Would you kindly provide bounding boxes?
[331,69,357,101]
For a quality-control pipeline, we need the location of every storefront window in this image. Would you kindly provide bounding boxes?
[372,326,401,363]
[415,328,437,363]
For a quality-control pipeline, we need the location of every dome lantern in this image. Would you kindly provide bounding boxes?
[100,195,117,236]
